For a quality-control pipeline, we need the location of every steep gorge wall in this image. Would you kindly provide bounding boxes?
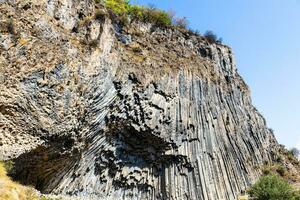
[0,0,278,199]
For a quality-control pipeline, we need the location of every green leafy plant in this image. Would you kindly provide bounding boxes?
[248,175,300,200]
[103,0,172,27]
[104,0,130,15]
[136,6,172,27]
[103,0,224,43]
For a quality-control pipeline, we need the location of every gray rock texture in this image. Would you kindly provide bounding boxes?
[0,0,282,199]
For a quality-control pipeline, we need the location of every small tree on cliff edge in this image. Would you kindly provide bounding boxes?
[204,30,222,44]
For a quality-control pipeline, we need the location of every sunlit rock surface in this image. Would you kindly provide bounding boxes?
[0,0,279,199]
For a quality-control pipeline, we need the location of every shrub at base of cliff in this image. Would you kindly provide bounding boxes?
[248,175,300,200]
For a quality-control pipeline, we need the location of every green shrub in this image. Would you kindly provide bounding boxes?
[104,0,130,15]
[293,190,300,200]
[138,6,172,27]
[103,0,172,27]
[128,5,143,18]
[248,175,299,200]
[129,5,172,27]
[102,0,225,43]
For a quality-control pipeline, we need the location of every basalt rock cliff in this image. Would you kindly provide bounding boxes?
[0,0,281,199]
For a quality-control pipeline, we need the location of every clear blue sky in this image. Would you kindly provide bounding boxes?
[131,0,300,149]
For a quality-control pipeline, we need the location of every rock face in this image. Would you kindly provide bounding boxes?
[0,0,279,199]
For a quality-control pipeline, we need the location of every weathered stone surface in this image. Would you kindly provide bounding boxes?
[0,0,282,199]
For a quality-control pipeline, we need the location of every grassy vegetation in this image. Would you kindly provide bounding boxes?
[261,163,287,177]
[279,145,300,166]
[104,0,131,15]
[261,157,299,183]
[0,161,58,200]
[248,175,300,200]
[129,5,172,27]
[98,0,223,44]
[0,161,36,200]
[103,0,172,27]
[248,145,300,200]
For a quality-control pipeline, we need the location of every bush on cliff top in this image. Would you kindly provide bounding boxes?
[248,175,300,200]
[104,0,130,15]
[204,31,223,44]
[98,0,222,44]
[103,0,172,27]
[129,5,172,27]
